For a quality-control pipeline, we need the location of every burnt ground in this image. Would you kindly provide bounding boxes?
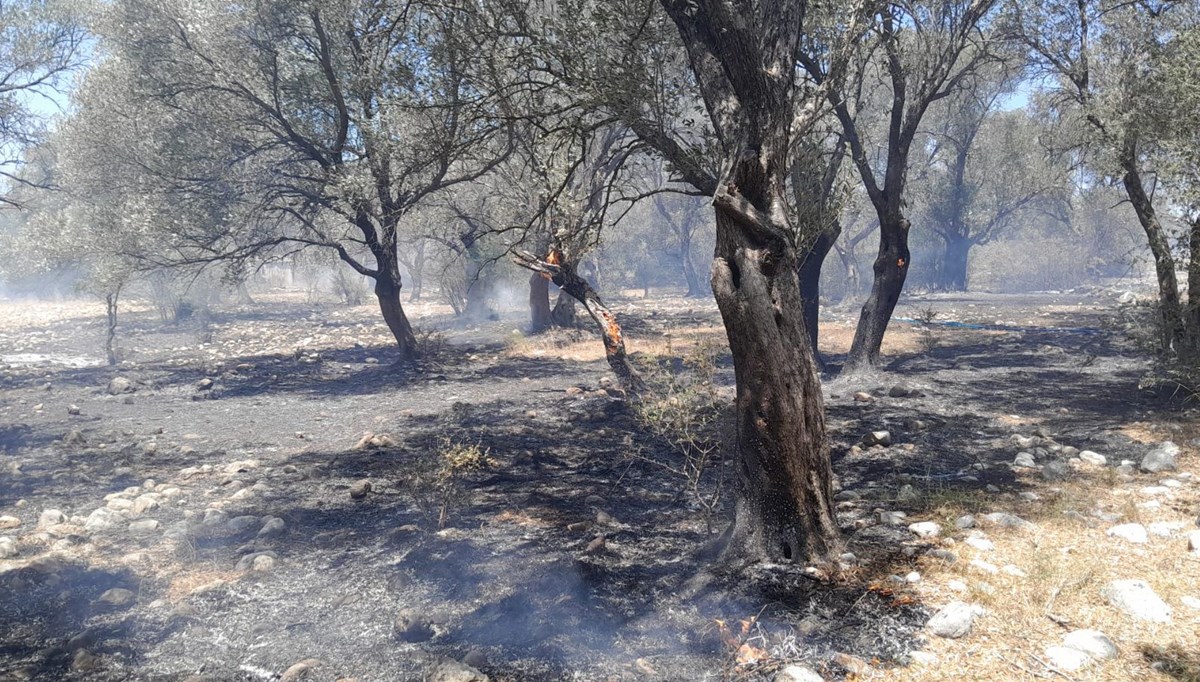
[0,288,1194,681]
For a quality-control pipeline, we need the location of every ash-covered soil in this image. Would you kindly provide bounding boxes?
[0,288,1184,681]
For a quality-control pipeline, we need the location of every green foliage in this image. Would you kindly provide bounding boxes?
[402,437,495,529]
[632,340,726,532]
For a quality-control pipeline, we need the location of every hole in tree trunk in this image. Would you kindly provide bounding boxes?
[729,260,741,289]
[781,541,793,561]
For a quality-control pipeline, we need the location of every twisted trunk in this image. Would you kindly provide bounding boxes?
[529,273,552,334]
[798,226,838,363]
[1121,154,1184,355]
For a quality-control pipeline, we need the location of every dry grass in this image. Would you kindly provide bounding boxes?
[886,450,1200,682]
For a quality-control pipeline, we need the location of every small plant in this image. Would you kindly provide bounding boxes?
[414,327,449,365]
[403,437,495,529]
[632,339,727,533]
[915,304,939,353]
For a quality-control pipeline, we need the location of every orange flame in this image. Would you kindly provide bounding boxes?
[897,257,907,268]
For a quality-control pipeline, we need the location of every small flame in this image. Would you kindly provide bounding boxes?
[735,642,769,666]
[897,257,907,268]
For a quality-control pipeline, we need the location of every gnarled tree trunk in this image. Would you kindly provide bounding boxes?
[104,287,121,366]
[798,226,838,364]
[939,234,971,292]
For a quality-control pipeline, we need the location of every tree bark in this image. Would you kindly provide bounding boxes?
[551,290,577,327]
[709,156,840,567]
[104,288,121,366]
[939,235,971,292]
[515,252,642,394]
[681,233,705,297]
[798,227,837,363]
[846,214,910,371]
[529,272,552,334]
[1121,155,1184,355]
[1187,212,1200,359]
[374,274,419,362]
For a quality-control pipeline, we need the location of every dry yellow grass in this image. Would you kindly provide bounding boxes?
[885,448,1200,682]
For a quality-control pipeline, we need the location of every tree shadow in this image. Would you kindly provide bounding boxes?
[1140,643,1200,682]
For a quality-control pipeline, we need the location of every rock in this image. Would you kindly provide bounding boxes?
[1181,596,1200,611]
[888,384,922,398]
[71,649,102,672]
[852,392,874,402]
[0,536,17,559]
[908,521,941,538]
[830,653,871,676]
[969,558,999,574]
[1148,521,1185,537]
[878,510,907,526]
[225,515,261,535]
[1042,459,1071,481]
[964,534,995,552]
[280,659,324,682]
[1103,579,1172,622]
[0,515,20,530]
[1140,486,1171,497]
[132,495,160,516]
[955,514,976,529]
[128,519,160,534]
[67,404,81,415]
[106,377,133,395]
[927,601,976,638]
[1079,451,1106,466]
[1062,629,1118,660]
[1012,452,1036,468]
[1141,442,1178,473]
[429,659,489,682]
[1001,564,1027,578]
[197,378,214,390]
[393,609,435,643]
[1044,646,1090,672]
[1018,491,1040,501]
[897,484,919,503]
[95,588,135,608]
[927,548,958,563]
[258,517,286,538]
[1106,523,1148,544]
[350,479,372,499]
[84,508,123,532]
[1187,530,1200,552]
[774,665,824,682]
[38,509,66,527]
[235,552,277,572]
[862,430,892,447]
[981,512,1035,531]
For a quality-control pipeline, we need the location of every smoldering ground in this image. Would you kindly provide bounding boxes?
[0,286,1190,681]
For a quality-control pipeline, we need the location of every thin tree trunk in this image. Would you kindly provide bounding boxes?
[104,288,121,366]
[798,226,838,363]
[530,273,552,334]
[940,235,971,292]
[1122,157,1184,355]
[847,214,911,371]
[1187,212,1200,359]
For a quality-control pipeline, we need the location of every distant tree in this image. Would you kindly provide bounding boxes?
[0,0,87,207]
[67,0,515,362]
[920,99,1066,291]
[805,0,1003,370]
[1011,0,1200,356]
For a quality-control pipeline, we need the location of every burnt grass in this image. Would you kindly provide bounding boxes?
[0,290,1177,681]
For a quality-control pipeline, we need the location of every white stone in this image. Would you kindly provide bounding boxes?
[879,510,907,526]
[1141,442,1178,473]
[1181,596,1200,611]
[1102,580,1172,623]
[965,534,995,552]
[1044,646,1090,672]
[1079,451,1107,466]
[1013,452,1036,468]
[1148,521,1186,537]
[84,507,124,532]
[1140,486,1171,497]
[909,651,938,665]
[947,579,967,592]
[1106,523,1148,544]
[1062,629,1118,660]
[1001,564,1027,578]
[927,601,976,638]
[38,509,66,527]
[969,559,999,574]
[773,665,824,682]
[908,521,941,538]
